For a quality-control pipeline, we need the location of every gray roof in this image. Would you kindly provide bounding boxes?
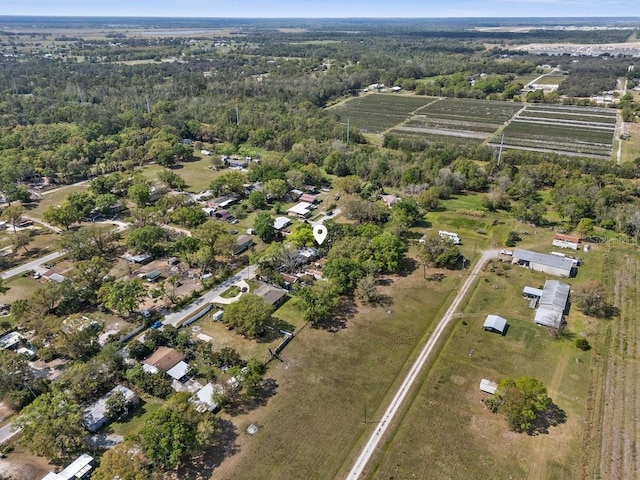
[167,360,190,381]
[83,385,138,432]
[255,284,288,305]
[539,280,570,312]
[513,248,574,272]
[483,314,508,333]
[535,307,563,329]
[523,286,544,297]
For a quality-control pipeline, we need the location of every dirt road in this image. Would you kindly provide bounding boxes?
[346,249,499,479]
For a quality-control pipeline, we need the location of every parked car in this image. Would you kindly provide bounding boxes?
[150,320,163,329]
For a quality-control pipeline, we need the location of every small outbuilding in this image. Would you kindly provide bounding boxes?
[233,235,254,255]
[552,233,580,250]
[483,314,508,335]
[480,378,498,395]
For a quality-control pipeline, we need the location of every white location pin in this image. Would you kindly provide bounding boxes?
[313,225,327,245]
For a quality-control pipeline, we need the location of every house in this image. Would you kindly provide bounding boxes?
[42,266,71,282]
[299,193,317,204]
[534,280,570,329]
[144,270,162,282]
[83,385,139,432]
[552,233,580,250]
[512,248,574,277]
[234,235,254,256]
[289,189,304,201]
[225,156,249,169]
[479,379,498,395]
[297,247,318,264]
[483,314,508,335]
[190,382,224,412]
[166,361,190,382]
[143,346,185,373]
[42,454,94,480]
[381,194,400,208]
[0,331,25,350]
[209,194,240,209]
[123,252,153,264]
[439,230,461,245]
[281,273,298,288]
[212,209,237,223]
[273,216,292,231]
[287,202,313,218]
[254,283,288,306]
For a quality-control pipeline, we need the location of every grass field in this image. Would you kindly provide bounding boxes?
[138,154,218,193]
[532,75,568,85]
[212,264,463,479]
[27,184,90,219]
[366,245,610,480]
[621,122,640,163]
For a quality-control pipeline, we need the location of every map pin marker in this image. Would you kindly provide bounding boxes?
[313,225,327,245]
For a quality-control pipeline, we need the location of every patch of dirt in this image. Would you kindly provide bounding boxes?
[0,454,51,480]
[450,375,466,385]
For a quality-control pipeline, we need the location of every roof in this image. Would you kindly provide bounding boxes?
[0,331,24,350]
[512,248,574,272]
[523,286,544,297]
[167,360,190,380]
[535,307,563,329]
[255,284,288,306]
[539,280,570,312]
[123,252,152,263]
[554,233,580,243]
[480,379,498,394]
[145,270,162,281]
[83,386,137,432]
[144,346,185,372]
[274,216,291,230]
[483,314,507,333]
[236,235,253,247]
[299,193,316,203]
[381,194,400,206]
[287,202,312,216]
[41,454,94,480]
[191,382,224,412]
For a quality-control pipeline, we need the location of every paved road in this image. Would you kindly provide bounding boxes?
[346,249,500,479]
[1,250,66,280]
[162,264,257,327]
[0,423,21,444]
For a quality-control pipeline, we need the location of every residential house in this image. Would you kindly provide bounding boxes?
[255,283,288,307]
[123,252,153,264]
[299,193,317,204]
[483,314,508,335]
[208,194,240,209]
[512,248,574,277]
[83,385,139,432]
[552,233,580,250]
[143,346,185,374]
[42,454,94,480]
[166,361,190,382]
[225,156,249,169]
[287,202,313,218]
[273,216,292,231]
[288,189,304,201]
[381,194,400,208]
[233,235,254,256]
[534,279,570,329]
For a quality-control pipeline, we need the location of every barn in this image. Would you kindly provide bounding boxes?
[483,314,508,335]
[534,279,570,329]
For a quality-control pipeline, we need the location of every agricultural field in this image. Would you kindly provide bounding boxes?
[329,93,437,133]
[496,104,617,159]
[367,242,612,480]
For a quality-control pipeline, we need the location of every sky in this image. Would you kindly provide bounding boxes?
[1,0,639,18]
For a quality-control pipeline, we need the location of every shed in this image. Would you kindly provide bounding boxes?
[523,286,543,298]
[166,361,190,381]
[480,379,498,395]
[145,270,162,282]
[381,194,400,208]
[123,252,153,264]
[483,314,508,335]
[512,248,574,277]
[42,454,94,480]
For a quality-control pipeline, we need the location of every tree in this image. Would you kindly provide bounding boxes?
[247,190,266,209]
[59,225,120,260]
[336,175,361,194]
[170,206,207,228]
[287,223,314,247]
[0,277,8,295]
[42,201,81,230]
[0,350,46,410]
[209,171,244,195]
[417,235,460,270]
[66,191,96,218]
[68,256,112,302]
[12,230,32,253]
[157,169,186,190]
[573,280,611,317]
[371,232,407,273]
[136,394,218,470]
[254,213,276,243]
[106,390,129,420]
[14,388,84,460]
[1,204,25,232]
[91,441,161,480]
[355,275,379,304]
[223,294,273,338]
[262,178,287,200]
[297,280,340,324]
[485,377,553,434]
[576,218,595,239]
[94,193,119,214]
[127,225,168,254]
[323,257,364,293]
[99,279,146,316]
[128,182,151,208]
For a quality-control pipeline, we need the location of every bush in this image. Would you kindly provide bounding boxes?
[576,338,591,351]
[505,231,521,247]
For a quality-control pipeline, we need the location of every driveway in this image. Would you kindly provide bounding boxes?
[162,265,257,327]
[0,423,21,445]
[311,208,342,227]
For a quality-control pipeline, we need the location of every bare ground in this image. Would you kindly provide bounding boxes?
[0,454,52,480]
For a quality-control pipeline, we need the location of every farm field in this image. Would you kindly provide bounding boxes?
[331,94,619,159]
[367,245,612,480]
[531,74,567,85]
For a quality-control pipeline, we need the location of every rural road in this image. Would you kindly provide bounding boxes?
[346,249,500,479]
[0,250,66,280]
[162,264,257,327]
[0,423,21,444]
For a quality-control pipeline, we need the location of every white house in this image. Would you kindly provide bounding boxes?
[42,454,94,480]
[552,233,580,250]
[287,202,313,218]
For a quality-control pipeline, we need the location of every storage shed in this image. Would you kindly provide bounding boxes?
[480,379,498,395]
[483,314,508,335]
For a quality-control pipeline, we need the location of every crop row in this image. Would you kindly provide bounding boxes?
[391,129,483,145]
[405,117,498,133]
[519,110,617,125]
[417,98,522,124]
[499,138,612,157]
[502,120,615,146]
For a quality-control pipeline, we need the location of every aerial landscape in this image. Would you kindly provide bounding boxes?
[0,1,639,479]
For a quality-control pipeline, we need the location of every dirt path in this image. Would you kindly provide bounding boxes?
[592,254,640,479]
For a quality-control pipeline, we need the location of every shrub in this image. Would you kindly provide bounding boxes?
[576,338,591,351]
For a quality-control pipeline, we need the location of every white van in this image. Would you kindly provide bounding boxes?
[212,310,224,322]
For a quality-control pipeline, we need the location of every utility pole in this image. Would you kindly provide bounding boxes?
[145,95,151,114]
[236,105,240,126]
[497,132,504,167]
[346,117,350,145]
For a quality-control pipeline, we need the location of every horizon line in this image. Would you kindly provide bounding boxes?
[1,15,639,20]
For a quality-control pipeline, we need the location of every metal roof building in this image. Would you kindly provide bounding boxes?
[41,454,94,480]
[534,280,570,329]
[480,379,498,394]
[483,314,508,335]
[83,385,139,433]
[512,248,574,277]
[167,360,190,381]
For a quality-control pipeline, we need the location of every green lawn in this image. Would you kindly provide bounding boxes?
[28,185,90,219]
[109,397,163,439]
